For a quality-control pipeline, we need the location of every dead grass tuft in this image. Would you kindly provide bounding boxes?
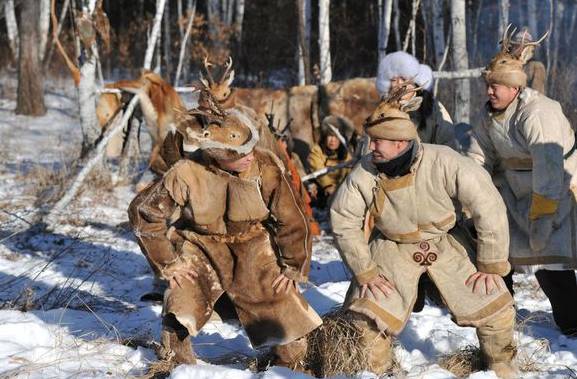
[305,309,370,377]
[438,345,484,378]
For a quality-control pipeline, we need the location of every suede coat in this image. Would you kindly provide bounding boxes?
[465,88,577,269]
[330,144,513,335]
[129,148,322,347]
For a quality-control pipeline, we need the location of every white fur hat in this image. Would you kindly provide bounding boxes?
[376,51,434,96]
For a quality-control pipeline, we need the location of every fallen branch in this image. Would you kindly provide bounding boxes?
[433,67,483,79]
[44,95,140,226]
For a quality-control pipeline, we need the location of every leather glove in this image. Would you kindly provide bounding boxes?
[529,216,554,252]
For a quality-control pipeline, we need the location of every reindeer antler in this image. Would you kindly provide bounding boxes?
[381,83,423,106]
[200,56,216,88]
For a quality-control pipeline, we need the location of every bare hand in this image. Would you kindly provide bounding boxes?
[307,183,318,199]
[465,272,503,295]
[360,274,395,299]
[272,273,297,294]
[168,266,198,289]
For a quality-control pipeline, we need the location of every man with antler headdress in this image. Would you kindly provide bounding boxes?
[464,25,577,336]
[128,96,322,369]
[331,86,518,377]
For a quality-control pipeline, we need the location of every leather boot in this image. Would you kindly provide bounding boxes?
[476,305,518,379]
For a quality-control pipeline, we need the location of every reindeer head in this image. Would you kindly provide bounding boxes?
[364,84,422,141]
[483,24,548,87]
[199,56,235,103]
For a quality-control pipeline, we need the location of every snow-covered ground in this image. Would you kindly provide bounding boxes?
[0,85,576,378]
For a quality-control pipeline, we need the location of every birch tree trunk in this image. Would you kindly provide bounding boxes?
[498,0,509,38]
[207,0,220,45]
[144,0,168,70]
[527,0,538,36]
[297,0,312,85]
[174,0,197,86]
[4,0,19,61]
[78,56,100,156]
[378,0,393,63]
[570,3,577,47]
[16,0,46,116]
[318,0,332,85]
[393,0,401,49]
[177,0,184,40]
[234,0,245,44]
[163,0,172,77]
[451,0,470,124]
[38,0,51,61]
[551,0,564,83]
[431,0,445,68]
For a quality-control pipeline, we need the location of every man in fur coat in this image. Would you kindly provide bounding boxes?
[330,86,518,378]
[128,101,322,369]
[464,27,577,335]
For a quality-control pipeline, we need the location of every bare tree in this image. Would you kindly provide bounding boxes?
[393,0,401,49]
[378,0,392,62]
[43,0,70,71]
[498,0,509,38]
[431,0,445,67]
[318,0,332,84]
[297,0,312,85]
[4,0,19,61]
[234,0,245,45]
[451,0,470,124]
[16,0,46,116]
[551,0,564,83]
[174,0,197,87]
[38,0,50,61]
[163,0,172,76]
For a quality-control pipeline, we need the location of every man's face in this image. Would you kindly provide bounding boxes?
[486,83,519,110]
[390,77,416,101]
[216,151,255,173]
[370,138,410,162]
[325,134,341,151]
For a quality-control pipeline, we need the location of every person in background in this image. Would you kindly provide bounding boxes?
[464,26,577,335]
[510,27,547,95]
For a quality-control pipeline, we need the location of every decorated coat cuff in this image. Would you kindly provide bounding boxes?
[477,260,511,277]
[529,193,559,220]
[354,265,380,286]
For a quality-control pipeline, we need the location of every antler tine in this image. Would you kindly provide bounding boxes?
[221,56,234,82]
[501,23,516,52]
[383,83,422,104]
[201,56,215,86]
[525,30,549,47]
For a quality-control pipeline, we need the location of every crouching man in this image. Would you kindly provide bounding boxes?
[128,104,322,370]
[330,88,518,378]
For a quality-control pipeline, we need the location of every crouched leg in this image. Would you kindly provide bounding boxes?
[476,305,518,379]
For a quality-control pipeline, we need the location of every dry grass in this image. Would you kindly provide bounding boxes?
[305,310,370,378]
[438,345,484,378]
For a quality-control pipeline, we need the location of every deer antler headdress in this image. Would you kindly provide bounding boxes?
[483,24,548,88]
[363,84,423,141]
[172,87,259,159]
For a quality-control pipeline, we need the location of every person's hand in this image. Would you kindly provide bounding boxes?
[529,216,554,252]
[360,274,395,298]
[465,272,503,295]
[307,183,318,199]
[167,266,198,289]
[272,273,297,294]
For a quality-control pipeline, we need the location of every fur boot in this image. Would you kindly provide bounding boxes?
[272,336,309,373]
[351,312,393,375]
[159,315,196,364]
[476,305,518,379]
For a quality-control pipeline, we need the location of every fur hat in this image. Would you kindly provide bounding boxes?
[364,85,423,141]
[321,115,355,147]
[376,51,434,96]
[483,25,547,88]
[173,91,259,160]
